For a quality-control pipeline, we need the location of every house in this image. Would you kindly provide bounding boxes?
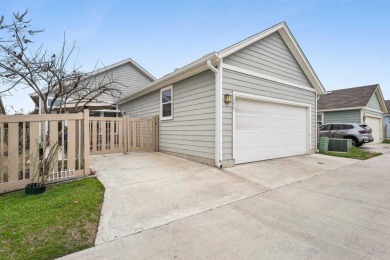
[29,58,156,116]
[317,84,388,143]
[384,100,390,139]
[117,22,326,167]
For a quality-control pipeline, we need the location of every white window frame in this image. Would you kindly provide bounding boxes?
[160,85,173,120]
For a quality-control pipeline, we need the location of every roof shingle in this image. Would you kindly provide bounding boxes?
[318,84,378,110]
[385,100,390,114]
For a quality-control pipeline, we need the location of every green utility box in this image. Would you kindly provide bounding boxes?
[328,138,352,153]
[319,137,329,153]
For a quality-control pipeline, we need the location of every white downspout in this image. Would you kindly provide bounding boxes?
[207,60,222,168]
[316,94,320,152]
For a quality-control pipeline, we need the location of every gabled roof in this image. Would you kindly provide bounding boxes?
[117,22,326,104]
[318,84,388,113]
[29,58,155,106]
[385,100,390,115]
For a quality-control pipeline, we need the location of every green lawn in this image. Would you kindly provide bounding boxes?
[321,147,382,160]
[0,178,105,260]
[383,139,390,144]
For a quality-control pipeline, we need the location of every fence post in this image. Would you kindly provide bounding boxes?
[155,115,159,152]
[123,116,128,154]
[83,109,90,175]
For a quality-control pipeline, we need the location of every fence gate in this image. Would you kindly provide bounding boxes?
[126,116,159,152]
[89,115,158,155]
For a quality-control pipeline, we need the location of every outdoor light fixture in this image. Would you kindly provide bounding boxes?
[224,94,232,104]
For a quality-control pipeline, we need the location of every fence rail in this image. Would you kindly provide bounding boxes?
[0,112,158,193]
[0,111,90,193]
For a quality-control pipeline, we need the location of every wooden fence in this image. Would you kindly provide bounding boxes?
[0,112,158,193]
[89,115,159,155]
[0,111,90,193]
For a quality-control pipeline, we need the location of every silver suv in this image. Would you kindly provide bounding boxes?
[319,123,374,147]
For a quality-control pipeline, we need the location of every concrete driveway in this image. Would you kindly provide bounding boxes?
[361,143,390,154]
[61,152,390,259]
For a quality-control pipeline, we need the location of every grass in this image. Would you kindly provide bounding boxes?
[0,178,105,260]
[383,139,390,144]
[321,146,382,160]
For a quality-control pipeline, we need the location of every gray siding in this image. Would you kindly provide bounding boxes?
[224,32,312,88]
[323,110,361,124]
[120,70,216,160]
[384,116,390,138]
[91,63,153,103]
[222,69,316,161]
[366,92,383,112]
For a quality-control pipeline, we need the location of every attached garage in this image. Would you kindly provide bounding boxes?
[234,95,310,164]
[365,115,382,144]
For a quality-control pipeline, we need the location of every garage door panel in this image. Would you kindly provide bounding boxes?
[366,116,380,144]
[234,97,308,164]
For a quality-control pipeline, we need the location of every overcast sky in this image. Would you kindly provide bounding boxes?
[1,0,389,113]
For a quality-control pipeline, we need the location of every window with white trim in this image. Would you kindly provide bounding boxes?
[161,85,173,120]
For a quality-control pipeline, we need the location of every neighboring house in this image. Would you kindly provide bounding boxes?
[384,100,390,139]
[317,84,388,143]
[117,22,326,167]
[0,96,5,115]
[29,58,155,116]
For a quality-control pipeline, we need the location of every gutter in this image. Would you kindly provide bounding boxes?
[207,60,222,168]
[117,52,219,104]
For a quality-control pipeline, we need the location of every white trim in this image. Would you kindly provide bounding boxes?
[222,64,316,93]
[117,53,218,104]
[233,91,311,108]
[364,113,384,142]
[160,85,173,121]
[363,107,384,114]
[364,113,383,119]
[232,91,312,161]
[318,107,364,112]
[373,86,388,114]
[219,22,325,95]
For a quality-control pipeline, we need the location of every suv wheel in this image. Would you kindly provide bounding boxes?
[347,137,358,147]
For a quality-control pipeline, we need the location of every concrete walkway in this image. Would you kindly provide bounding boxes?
[61,153,390,259]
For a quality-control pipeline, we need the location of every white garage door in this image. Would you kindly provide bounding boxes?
[234,97,308,164]
[366,116,381,144]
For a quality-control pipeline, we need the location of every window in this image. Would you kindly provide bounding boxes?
[342,124,354,130]
[331,124,343,131]
[320,124,331,131]
[160,86,173,120]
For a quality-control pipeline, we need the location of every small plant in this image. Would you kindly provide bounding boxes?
[26,138,61,195]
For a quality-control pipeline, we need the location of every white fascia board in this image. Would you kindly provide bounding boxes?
[318,107,364,112]
[90,58,156,81]
[373,86,388,114]
[222,63,316,93]
[117,53,219,104]
[218,23,285,58]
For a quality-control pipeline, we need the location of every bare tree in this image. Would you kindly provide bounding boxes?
[0,96,5,115]
[0,11,122,114]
